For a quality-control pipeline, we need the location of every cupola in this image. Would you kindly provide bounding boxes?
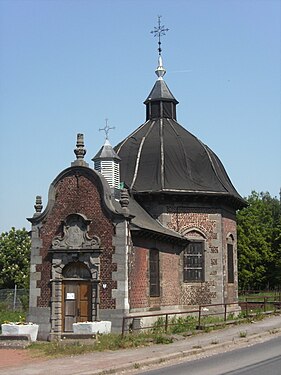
[92,138,121,190]
[144,55,178,120]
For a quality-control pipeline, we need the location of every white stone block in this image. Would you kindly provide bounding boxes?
[1,324,39,342]
[72,321,111,334]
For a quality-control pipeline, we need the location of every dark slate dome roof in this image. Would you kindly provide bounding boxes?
[115,58,245,208]
[115,118,240,195]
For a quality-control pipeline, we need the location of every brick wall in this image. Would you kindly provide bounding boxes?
[129,246,149,309]
[129,247,182,310]
[161,252,180,306]
[166,207,223,305]
[135,201,239,307]
[166,209,217,244]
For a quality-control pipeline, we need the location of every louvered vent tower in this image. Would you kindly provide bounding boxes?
[92,138,121,190]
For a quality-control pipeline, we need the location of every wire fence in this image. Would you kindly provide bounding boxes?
[0,288,29,311]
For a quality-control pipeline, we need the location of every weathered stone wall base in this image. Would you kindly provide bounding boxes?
[99,309,129,333]
[28,307,50,341]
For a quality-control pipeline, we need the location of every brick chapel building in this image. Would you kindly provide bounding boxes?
[28,51,246,340]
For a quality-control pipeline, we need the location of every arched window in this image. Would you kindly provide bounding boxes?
[182,229,205,283]
[183,241,204,282]
[227,235,235,284]
[62,262,91,279]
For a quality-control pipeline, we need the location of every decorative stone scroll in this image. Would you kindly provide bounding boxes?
[52,214,100,250]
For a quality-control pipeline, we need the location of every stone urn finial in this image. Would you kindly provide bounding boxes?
[74,133,86,160]
[120,189,130,215]
[71,133,89,167]
[34,195,43,215]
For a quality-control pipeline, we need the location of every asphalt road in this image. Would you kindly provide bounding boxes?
[138,335,281,375]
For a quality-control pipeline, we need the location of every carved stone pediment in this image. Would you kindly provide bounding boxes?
[52,214,100,250]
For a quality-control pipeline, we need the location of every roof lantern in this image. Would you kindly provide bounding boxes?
[145,16,178,121]
[92,120,121,190]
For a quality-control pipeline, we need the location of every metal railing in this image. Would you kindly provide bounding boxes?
[239,290,281,299]
[241,296,281,315]
[121,303,241,336]
[197,303,241,328]
[121,299,281,336]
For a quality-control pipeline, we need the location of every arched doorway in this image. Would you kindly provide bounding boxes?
[62,262,92,332]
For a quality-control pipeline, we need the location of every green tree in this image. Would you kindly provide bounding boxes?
[0,227,31,289]
[237,191,281,290]
[269,207,281,287]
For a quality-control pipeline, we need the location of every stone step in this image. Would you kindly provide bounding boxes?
[61,333,97,340]
[0,334,31,349]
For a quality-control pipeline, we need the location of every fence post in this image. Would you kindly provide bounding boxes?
[264,297,267,312]
[246,299,248,317]
[224,304,227,321]
[121,316,126,337]
[13,284,17,312]
[198,306,202,328]
[165,314,169,332]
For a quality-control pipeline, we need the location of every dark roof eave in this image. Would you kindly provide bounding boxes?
[92,155,121,161]
[132,190,247,209]
[130,226,189,246]
[144,97,179,105]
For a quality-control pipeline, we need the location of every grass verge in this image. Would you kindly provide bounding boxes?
[28,332,173,358]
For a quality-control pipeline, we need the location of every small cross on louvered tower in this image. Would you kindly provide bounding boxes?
[92,119,121,191]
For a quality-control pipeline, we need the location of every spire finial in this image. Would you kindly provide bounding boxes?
[150,15,169,56]
[99,118,115,140]
[151,16,169,80]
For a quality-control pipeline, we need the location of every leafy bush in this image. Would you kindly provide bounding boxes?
[152,317,165,333]
[0,228,31,289]
[152,315,197,335]
[169,316,197,334]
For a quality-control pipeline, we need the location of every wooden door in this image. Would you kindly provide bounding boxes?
[79,282,91,322]
[63,281,91,332]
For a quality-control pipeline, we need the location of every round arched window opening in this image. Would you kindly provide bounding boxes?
[62,262,91,279]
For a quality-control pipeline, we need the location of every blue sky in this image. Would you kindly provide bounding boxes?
[0,0,280,232]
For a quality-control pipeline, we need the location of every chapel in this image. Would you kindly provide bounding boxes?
[28,26,246,340]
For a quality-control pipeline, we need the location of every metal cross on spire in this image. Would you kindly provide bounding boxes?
[99,118,115,140]
[150,15,169,56]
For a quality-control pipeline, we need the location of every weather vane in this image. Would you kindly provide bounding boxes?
[150,15,169,56]
[99,118,115,140]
